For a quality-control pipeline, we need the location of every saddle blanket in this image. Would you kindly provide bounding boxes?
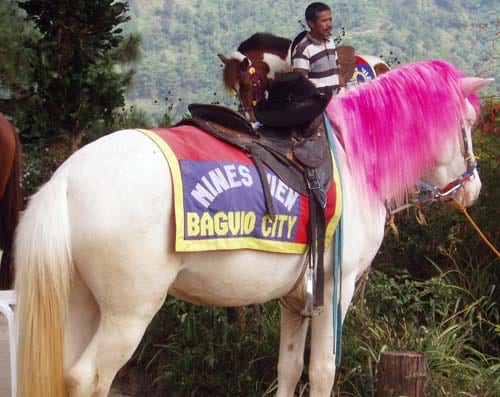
[138,126,342,253]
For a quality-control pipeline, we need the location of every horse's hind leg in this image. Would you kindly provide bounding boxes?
[276,306,309,397]
[67,308,162,397]
[65,261,177,397]
[308,274,336,397]
[66,289,170,397]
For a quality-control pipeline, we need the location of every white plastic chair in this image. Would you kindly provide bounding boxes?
[0,289,16,397]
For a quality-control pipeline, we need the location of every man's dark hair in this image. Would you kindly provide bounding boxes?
[305,2,330,22]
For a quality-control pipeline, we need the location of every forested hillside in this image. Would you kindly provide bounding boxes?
[124,0,499,118]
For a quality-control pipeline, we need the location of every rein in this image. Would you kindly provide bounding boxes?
[452,196,500,258]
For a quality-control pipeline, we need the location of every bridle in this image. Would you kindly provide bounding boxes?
[388,120,478,217]
[416,121,477,204]
[236,62,267,114]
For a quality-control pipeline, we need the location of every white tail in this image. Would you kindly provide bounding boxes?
[14,168,73,397]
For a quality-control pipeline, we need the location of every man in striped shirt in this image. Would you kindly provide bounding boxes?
[292,2,341,96]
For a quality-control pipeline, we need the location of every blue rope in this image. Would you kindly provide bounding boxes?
[324,113,344,368]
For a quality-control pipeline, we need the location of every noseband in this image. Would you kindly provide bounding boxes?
[236,63,266,113]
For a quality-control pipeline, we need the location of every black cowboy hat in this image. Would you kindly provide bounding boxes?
[254,72,330,128]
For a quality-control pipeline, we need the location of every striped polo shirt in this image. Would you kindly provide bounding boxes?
[292,32,340,94]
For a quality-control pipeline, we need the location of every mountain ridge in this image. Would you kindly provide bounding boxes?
[124,0,499,117]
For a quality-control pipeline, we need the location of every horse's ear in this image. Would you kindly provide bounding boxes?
[218,54,230,65]
[374,63,390,76]
[241,57,251,70]
[460,77,494,97]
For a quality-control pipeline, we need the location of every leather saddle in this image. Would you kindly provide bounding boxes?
[180,103,333,201]
[177,103,334,311]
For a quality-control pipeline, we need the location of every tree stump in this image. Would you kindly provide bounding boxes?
[375,350,428,397]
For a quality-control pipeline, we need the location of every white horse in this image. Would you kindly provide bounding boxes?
[14,60,491,397]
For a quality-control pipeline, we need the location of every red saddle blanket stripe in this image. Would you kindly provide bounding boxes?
[138,126,342,253]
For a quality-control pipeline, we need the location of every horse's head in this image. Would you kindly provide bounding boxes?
[218,52,271,122]
[421,77,493,208]
[327,60,493,210]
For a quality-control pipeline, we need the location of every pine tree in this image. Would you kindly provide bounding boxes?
[12,0,141,151]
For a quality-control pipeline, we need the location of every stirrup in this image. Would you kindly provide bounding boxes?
[300,268,323,317]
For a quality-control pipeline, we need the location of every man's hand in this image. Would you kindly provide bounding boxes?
[293,68,309,79]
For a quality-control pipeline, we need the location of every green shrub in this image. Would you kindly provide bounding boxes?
[21,141,69,196]
[338,260,499,397]
[128,300,282,396]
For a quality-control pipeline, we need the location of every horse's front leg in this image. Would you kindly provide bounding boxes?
[276,305,309,397]
[309,268,361,396]
[309,274,336,397]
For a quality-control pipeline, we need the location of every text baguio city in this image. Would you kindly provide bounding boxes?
[185,163,300,240]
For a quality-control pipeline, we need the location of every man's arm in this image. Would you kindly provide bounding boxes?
[292,42,310,79]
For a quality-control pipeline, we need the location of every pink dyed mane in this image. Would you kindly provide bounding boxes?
[326,60,475,202]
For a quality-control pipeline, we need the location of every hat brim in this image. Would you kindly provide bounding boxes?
[254,95,330,127]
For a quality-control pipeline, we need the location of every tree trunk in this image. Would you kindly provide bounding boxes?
[70,129,83,153]
[376,351,428,397]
